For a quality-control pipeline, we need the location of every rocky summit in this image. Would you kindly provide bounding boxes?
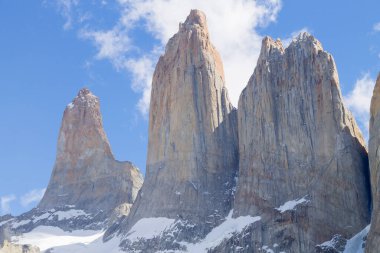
[366,74,380,253]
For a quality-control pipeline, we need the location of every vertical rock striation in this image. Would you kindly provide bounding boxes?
[38,88,143,215]
[366,74,380,253]
[233,33,371,252]
[124,9,238,238]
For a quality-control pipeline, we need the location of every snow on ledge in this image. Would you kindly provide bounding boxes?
[343,224,370,253]
[183,210,261,252]
[275,196,309,213]
[126,217,176,241]
[53,209,89,221]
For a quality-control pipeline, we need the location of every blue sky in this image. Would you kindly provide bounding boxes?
[1,0,380,216]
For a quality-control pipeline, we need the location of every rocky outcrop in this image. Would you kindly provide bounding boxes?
[232,33,371,252]
[116,9,238,250]
[0,240,39,253]
[38,88,143,216]
[366,74,380,253]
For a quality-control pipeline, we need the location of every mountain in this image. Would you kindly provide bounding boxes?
[0,88,143,250]
[111,9,239,252]
[105,11,371,253]
[226,33,371,252]
[366,74,380,253]
[38,88,143,217]
[2,9,378,253]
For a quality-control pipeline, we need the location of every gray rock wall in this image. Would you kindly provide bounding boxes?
[124,9,238,235]
[366,74,380,253]
[233,34,371,252]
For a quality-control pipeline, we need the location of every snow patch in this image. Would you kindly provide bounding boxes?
[183,210,261,252]
[0,219,12,227]
[319,238,335,248]
[11,226,103,252]
[261,245,275,253]
[126,217,176,241]
[52,209,89,221]
[12,219,31,228]
[343,225,370,253]
[275,196,309,213]
[42,236,123,253]
[67,102,74,109]
[32,212,51,223]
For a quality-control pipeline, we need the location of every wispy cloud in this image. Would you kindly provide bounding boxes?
[20,188,46,208]
[373,22,380,32]
[54,0,80,30]
[344,73,375,139]
[75,0,282,116]
[0,195,16,215]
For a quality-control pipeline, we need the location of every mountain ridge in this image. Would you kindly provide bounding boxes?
[1,9,378,253]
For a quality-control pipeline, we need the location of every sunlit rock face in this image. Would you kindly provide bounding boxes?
[232,34,371,252]
[366,74,380,253]
[123,8,238,241]
[38,88,143,215]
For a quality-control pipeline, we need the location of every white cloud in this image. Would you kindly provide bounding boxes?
[125,56,156,114]
[1,195,16,215]
[344,73,375,139]
[373,22,380,32]
[54,0,80,30]
[20,188,46,208]
[80,0,282,115]
[80,29,132,68]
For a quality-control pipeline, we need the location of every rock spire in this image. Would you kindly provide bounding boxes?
[232,33,371,252]
[121,8,238,243]
[38,88,143,215]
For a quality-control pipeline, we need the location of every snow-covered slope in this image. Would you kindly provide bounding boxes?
[12,226,103,252]
[344,225,370,253]
[8,209,260,253]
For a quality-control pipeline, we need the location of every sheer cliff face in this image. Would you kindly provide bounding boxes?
[366,74,380,253]
[234,34,371,250]
[38,88,143,214]
[127,10,238,227]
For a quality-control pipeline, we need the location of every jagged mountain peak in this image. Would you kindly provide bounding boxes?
[67,87,98,110]
[165,9,225,83]
[182,9,207,29]
[287,31,324,53]
[259,36,284,61]
[259,32,325,64]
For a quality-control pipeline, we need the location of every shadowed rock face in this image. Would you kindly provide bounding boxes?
[233,34,371,252]
[125,9,238,233]
[38,88,143,215]
[0,240,40,253]
[366,74,380,253]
